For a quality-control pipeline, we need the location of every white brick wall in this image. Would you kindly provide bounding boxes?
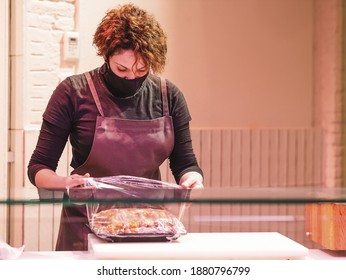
[26,0,76,126]
[9,0,78,249]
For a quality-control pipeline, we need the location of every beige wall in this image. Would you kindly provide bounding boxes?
[314,0,344,187]
[0,0,9,240]
[78,0,313,128]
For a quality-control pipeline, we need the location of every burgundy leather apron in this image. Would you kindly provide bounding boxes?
[55,73,174,251]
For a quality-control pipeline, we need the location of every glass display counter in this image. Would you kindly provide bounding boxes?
[1,186,346,259]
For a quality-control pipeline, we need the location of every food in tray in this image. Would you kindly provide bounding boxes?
[90,207,186,238]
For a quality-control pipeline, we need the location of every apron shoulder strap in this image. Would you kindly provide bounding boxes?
[160,77,169,116]
[84,72,104,117]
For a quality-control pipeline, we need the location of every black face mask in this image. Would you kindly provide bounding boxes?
[104,64,148,97]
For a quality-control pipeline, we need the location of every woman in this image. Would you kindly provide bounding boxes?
[27,3,203,251]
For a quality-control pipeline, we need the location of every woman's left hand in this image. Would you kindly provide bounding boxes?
[179,171,204,189]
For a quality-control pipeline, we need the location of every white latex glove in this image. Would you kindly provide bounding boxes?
[65,173,90,188]
[179,171,204,189]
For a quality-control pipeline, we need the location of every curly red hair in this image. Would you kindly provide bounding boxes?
[93,3,167,74]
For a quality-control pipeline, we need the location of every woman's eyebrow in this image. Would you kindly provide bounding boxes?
[138,65,147,70]
[115,62,128,69]
[115,61,147,71]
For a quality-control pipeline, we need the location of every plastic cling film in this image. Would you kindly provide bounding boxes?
[66,175,190,242]
[68,175,191,201]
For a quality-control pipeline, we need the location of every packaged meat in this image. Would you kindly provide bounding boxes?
[89,205,187,241]
[68,175,190,241]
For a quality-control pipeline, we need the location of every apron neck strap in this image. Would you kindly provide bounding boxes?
[85,72,104,117]
[160,77,169,116]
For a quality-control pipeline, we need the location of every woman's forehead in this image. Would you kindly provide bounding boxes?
[110,49,146,68]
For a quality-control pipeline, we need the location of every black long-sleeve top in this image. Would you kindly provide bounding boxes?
[28,64,203,185]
